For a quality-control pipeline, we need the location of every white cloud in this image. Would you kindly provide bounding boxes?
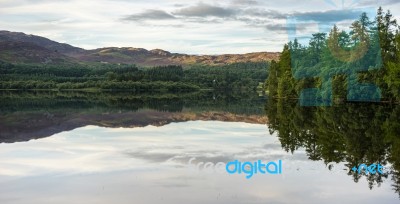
[0,0,399,54]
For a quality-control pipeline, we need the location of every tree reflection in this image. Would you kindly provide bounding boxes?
[265,99,400,197]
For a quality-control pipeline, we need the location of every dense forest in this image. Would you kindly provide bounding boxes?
[266,7,400,104]
[0,61,269,93]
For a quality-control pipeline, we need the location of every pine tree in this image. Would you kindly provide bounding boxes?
[277,45,297,98]
[268,60,279,97]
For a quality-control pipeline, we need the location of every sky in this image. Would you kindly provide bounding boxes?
[0,0,399,54]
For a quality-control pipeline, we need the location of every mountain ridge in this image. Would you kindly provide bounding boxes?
[0,30,280,66]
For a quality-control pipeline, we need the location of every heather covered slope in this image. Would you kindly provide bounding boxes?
[0,30,279,66]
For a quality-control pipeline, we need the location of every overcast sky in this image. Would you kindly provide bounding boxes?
[0,0,399,54]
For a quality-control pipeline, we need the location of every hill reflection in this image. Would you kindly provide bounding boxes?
[0,91,267,143]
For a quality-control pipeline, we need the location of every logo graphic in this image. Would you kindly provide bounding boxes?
[286,0,382,106]
[351,163,385,175]
[327,162,387,175]
[187,158,283,179]
[226,160,283,179]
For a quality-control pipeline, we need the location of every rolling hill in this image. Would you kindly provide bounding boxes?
[0,30,280,66]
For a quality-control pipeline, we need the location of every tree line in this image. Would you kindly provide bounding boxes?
[266,7,400,103]
[0,61,269,92]
[0,91,266,115]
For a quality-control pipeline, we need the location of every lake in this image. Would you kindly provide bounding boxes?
[0,91,399,204]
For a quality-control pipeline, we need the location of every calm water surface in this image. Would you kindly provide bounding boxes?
[0,91,399,203]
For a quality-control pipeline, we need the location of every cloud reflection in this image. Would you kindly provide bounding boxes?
[0,121,397,203]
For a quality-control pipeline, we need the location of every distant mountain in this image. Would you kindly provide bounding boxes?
[0,31,84,54]
[0,41,75,64]
[0,30,280,66]
[71,47,179,66]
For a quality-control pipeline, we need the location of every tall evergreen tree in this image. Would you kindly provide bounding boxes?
[277,45,297,98]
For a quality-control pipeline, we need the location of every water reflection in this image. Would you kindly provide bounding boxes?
[0,121,398,204]
[0,91,266,143]
[265,99,400,198]
[0,91,399,203]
